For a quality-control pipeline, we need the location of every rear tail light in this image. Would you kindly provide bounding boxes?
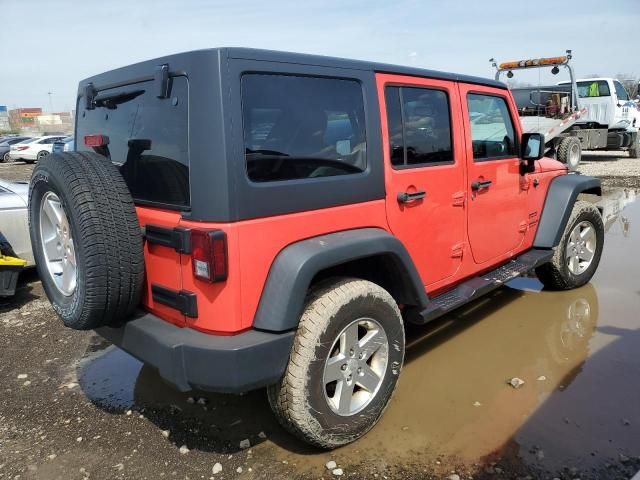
[17,145,29,151]
[84,134,109,147]
[191,230,227,283]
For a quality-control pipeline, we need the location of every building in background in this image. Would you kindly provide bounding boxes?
[8,108,43,131]
[0,106,10,132]
[36,112,74,134]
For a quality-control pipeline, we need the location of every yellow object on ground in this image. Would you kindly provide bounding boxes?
[0,255,27,267]
[0,255,27,297]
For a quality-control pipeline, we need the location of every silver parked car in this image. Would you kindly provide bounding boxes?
[0,179,33,265]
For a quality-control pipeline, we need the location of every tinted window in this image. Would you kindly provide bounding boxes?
[77,76,189,208]
[614,81,629,101]
[467,93,516,161]
[384,86,453,167]
[242,74,366,183]
[576,80,610,98]
[8,137,29,145]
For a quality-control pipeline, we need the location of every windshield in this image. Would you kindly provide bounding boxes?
[18,138,39,144]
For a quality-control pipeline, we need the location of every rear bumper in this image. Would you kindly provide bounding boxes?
[96,312,295,394]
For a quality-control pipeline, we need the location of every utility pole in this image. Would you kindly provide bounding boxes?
[47,91,53,113]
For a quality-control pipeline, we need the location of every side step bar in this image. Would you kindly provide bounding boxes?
[415,249,553,324]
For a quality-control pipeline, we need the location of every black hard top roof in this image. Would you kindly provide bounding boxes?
[81,47,506,90]
[223,47,506,89]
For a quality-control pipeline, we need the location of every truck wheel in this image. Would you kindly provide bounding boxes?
[557,136,581,171]
[535,201,604,290]
[630,137,639,159]
[267,278,405,449]
[29,152,144,330]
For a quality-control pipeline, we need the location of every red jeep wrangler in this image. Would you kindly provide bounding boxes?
[29,48,604,449]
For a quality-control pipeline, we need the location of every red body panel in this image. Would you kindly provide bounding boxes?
[137,75,566,334]
[136,207,185,327]
[377,74,466,288]
[458,82,529,265]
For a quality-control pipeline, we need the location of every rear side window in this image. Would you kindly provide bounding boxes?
[241,74,367,183]
[77,76,189,209]
[467,93,516,161]
[384,86,454,167]
[576,80,611,98]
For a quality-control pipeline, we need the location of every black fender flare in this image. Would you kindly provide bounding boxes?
[252,228,429,332]
[534,174,602,249]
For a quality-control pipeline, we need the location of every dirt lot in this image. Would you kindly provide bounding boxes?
[1,154,639,480]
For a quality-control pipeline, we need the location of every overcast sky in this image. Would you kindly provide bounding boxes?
[1,0,638,112]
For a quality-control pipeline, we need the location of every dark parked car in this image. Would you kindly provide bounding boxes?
[0,136,32,162]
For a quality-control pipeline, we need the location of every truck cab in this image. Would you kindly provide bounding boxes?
[560,78,639,130]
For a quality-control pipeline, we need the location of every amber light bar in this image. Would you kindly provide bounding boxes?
[498,55,569,71]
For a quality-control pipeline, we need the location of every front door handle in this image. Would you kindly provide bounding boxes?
[397,190,426,204]
[471,180,493,191]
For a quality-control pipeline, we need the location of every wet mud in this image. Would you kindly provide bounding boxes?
[1,187,639,479]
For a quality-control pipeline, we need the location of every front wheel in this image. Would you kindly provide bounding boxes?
[36,150,49,161]
[536,200,604,290]
[268,278,405,449]
[629,135,639,159]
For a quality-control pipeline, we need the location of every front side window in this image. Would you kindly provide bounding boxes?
[614,81,629,101]
[467,93,516,161]
[242,74,367,183]
[384,86,454,167]
[576,80,611,98]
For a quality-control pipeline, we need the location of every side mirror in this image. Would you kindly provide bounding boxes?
[520,133,544,174]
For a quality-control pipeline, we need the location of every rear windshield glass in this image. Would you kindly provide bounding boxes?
[77,76,189,209]
[576,80,610,98]
[241,74,367,183]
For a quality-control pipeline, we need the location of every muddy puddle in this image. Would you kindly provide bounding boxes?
[76,188,640,476]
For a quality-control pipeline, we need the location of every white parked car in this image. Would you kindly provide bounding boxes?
[8,135,68,163]
[0,179,33,265]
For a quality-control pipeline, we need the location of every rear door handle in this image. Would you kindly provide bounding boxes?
[471,180,493,191]
[397,190,426,203]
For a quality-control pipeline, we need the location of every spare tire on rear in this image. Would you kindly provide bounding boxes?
[29,152,144,330]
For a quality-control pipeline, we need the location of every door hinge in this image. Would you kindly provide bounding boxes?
[518,221,528,233]
[145,225,191,254]
[528,212,539,228]
[452,191,466,207]
[451,242,464,258]
[151,284,198,318]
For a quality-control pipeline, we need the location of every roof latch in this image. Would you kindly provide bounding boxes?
[155,64,170,99]
[84,83,96,110]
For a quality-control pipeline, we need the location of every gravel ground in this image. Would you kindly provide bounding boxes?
[579,150,640,189]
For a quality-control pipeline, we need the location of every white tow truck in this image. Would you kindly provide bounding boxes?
[492,51,639,171]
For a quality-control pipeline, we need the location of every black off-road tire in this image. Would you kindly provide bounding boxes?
[557,136,582,171]
[29,152,144,330]
[629,137,639,159]
[267,278,405,449]
[535,201,604,290]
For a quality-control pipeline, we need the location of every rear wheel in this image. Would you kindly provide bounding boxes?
[3,151,12,163]
[536,201,604,290]
[29,152,144,330]
[557,136,581,171]
[268,278,405,449]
